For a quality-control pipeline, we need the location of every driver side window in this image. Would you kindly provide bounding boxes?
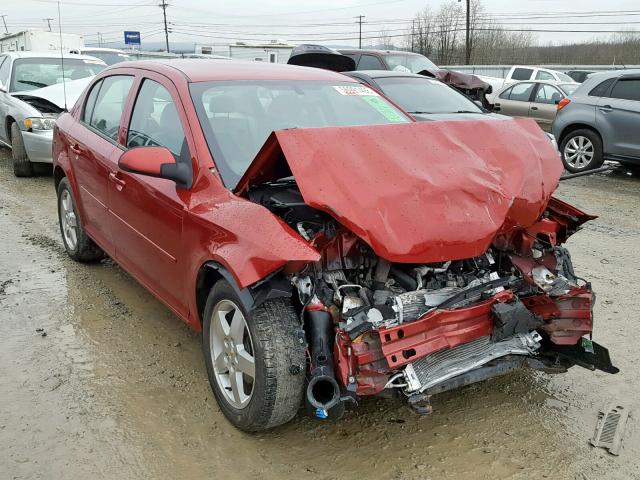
[86,75,134,141]
[127,79,187,160]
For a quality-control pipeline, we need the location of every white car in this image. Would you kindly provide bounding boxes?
[479,65,576,94]
[0,51,106,176]
[69,47,131,65]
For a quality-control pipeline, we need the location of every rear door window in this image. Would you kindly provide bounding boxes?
[589,78,615,97]
[610,79,640,102]
[504,82,535,102]
[511,68,533,81]
[357,54,385,70]
[88,75,134,141]
[82,79,102,124]
[127,79,187,160]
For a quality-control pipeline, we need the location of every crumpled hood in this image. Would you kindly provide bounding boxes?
[12,76,93,110]
[235,118,563,263]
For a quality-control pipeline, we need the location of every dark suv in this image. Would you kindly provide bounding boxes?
[337,49,438,74]
[552,70,640,172]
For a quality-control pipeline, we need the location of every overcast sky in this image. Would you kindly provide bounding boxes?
[3,0,640,49]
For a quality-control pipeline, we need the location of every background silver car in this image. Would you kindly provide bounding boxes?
[488,80,579,132]
[0,52,105,176]
[552,70,640,172]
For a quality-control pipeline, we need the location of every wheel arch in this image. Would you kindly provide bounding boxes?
[194,260,293,326]
[558,123,602,148]
[53,165,66,192]
[5,115,16,140]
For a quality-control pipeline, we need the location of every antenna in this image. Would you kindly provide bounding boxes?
[57,0,68,111]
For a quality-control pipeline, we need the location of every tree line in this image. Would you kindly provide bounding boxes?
[375,0,640,66]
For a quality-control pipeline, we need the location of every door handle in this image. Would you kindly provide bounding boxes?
[70,143,82,154]
[531,106,539,110]
[108,172,126,190]
[599,104,613,113]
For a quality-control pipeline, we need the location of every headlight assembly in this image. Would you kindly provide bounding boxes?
[24,116,57,131]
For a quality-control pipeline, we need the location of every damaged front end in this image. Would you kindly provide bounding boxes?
[237,120,618,419]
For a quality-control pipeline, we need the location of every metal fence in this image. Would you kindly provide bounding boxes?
[441,64,640,78]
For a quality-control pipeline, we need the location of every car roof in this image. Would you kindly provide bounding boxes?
[0,51,104,62]
[112,59,358,82]
[77,47,128,54]
[497,79,577,91]
[347,70,429,80]
[338,49,422,56]
[573,69,640,94]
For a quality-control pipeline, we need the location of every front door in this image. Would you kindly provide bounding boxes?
[108,74,193,317]
[596,77,640,158]
[71,75,134,252]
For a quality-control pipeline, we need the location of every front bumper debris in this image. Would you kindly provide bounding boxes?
[403,331,542,394]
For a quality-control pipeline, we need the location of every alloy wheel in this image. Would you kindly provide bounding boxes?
[209,299,256,409]
[564,135,594,169]
[60,189,78,250]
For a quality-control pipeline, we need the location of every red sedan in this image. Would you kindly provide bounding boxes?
[53,59,616,431]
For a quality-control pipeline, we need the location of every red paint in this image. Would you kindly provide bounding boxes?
[118,146,174,176]
[522,287,594,345]
[379,290,513,369]
[236,118,563,263]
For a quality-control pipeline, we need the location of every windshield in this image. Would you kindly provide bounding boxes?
[383,53,438,74]
[10,57,105,92]
[190,80,410,188]
[559,83,579,95]
[81,51,130,65]
[375,77,482,115]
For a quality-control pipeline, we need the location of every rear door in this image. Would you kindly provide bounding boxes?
[596,76,640,158]
[108,72,193,317]
[530,83,564,131]
[493,82,536,119]
[69,74,134,252]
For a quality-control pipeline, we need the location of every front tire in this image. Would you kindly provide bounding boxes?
[202,280,305,431]
[10,122,34,177]
[56,177,104,262]
[560,128,604,173]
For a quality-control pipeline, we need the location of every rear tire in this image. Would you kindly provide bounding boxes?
[10,122,34,177]
[560,128,604,173]
[202,280,305,431]
[56,177,104,262]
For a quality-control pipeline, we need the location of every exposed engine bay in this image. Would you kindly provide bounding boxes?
[246,177,618,419]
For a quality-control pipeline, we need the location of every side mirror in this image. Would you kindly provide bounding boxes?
[119,146,192,187]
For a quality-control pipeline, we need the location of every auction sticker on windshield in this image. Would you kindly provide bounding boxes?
[333,85,379,96]
[362,95,408,123]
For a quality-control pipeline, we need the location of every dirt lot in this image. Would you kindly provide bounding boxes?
[0,148,639,480]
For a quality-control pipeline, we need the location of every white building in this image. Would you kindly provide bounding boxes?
[195,40,294,64]
[0,30,84,53]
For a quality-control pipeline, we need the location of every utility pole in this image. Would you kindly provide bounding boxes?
[44,17,54,32]
[0,15,8,34]
[411,19,415,52]
[97,32,102,47]
[465,0,470,64]
[356,15,365,49]
[159,0,170,52]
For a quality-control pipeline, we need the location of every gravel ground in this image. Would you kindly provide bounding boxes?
[1,148,639,480]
